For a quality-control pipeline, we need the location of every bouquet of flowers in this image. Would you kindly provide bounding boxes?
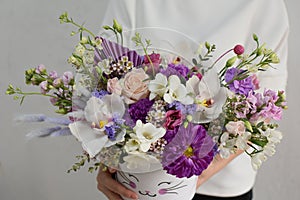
[6,12,287,182]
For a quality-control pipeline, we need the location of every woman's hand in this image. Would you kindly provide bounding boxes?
[96,167,138,200]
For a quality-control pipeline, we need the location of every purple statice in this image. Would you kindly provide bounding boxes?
[162,124,215,178]
[112,112,125,127]
[225,68,254,95]
[123,109,136,128]
[105,125,117,141]
[128,98,154,123]
[92,89,109,99]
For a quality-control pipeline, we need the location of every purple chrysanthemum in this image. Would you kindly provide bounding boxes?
[163,127,179,143]
[225,68,254,95]
[162,124,215,178]
[128,98,154,123]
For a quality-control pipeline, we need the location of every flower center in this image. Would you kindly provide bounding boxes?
[143,132,153,140]
[184,146,194,157]
[99,120,108,128]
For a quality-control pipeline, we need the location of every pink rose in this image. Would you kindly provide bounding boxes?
[107,77,122,95]
[225,121,245,136]
[121,68,150,104]
[164,110,183,130]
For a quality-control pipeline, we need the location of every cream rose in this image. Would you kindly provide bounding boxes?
[121,68,150,104]
[107,77,122,95]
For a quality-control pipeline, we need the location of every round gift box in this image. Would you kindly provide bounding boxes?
[116,169,198,200]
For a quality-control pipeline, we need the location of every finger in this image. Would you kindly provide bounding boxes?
[98,183,123,200]
[108,167,117,173]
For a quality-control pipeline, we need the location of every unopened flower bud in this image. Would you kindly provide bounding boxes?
[80,37,88,44]
[252,33,258,42]
[36,64,46,74]
[244,120,253,132]
[233,45,244,55]
[270,53,280,63]
[113,19,122,33]
[226,56,237,67]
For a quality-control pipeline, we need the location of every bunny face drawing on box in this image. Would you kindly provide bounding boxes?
[116,170,197,199]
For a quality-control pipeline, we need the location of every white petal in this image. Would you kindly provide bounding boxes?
[69,121,107,157]
[102,93,125,117]
[186,75,200,94]
[84,96,106,123]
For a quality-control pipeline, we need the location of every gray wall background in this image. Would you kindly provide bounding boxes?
[0,0,299,199]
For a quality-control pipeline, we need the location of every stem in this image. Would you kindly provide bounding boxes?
[209,48,233,73]
[16,91,57,98]
[70,20,95,38]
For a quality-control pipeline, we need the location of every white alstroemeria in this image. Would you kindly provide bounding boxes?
[164,75,193,104]
[251,152,267,170]
[68,93,126,158]
[148,73,168,100]
[133,120,166,152]
[122,151,160,171]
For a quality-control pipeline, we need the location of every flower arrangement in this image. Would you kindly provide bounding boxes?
[6,12,287,178]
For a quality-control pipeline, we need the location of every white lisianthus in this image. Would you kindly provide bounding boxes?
[133,120,166,152]
[148,73,168,100]
[164,75,192,105]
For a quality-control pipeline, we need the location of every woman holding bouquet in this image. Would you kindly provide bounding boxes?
[96,0,289,199]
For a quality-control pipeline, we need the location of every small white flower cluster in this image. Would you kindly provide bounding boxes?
[251,129,282,170]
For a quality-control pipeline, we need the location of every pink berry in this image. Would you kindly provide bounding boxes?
[233,45,244,55]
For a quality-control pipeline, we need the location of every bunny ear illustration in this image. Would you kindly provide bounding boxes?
[94,37,143,67]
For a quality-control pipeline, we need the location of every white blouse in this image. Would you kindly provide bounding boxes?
[100,0,289,197]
